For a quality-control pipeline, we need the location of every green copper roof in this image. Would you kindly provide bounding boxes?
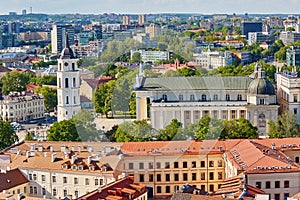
[137,76,253,91]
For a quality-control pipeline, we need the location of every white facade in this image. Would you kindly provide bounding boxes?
[131,49,169,64]
[276,70,300,123]
[193,51,232,70]
[57,47,81,122]
[0,92,44,122]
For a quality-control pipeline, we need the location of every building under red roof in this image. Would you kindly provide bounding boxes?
[0,168,29,192]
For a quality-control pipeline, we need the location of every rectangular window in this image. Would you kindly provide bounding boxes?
[75,191,78,198]
[231,110,236,119]
[192,161,196,168]
[296,156,300,163]
[165,162,170,169]
[156,162,161,169]
[218,172,223,180]
[256,182,262,189]
[174,185,179,192]
[294,94,298,102]
[284,180,289,188]
[53,189,57,196]
[183,173,188,181]
[174,173,179,181]
[157,186,161,193]
[139,174,144,182]
[284,193,289,200]
[95,179,98,186]
[209,161,214,167]
[166,186,170,193]
[222,110,227,119]
[85,178,89,185]
[33,174,37,180]
[183,161,188,168]
[30,186,33,194]
[41,175,45,182]
[209,184,214,192]
[139,163,144,169]
[63,177,67,184]
[185,111,190,119]
[201,161,205,168]
[201,185,205,191]
[174,162,179,168]
[265,181,271,189]
[165,174,170,182]
[259,99,265,105]
[74,177,78,184]
[275,194,280,200]
[63,190,67,197]
[209,172,214,180]
[195,111,200,120]
[149,162,154,169]
[240,110,245,118]
[201,172,205,180]
[42,188,46,195]
[156,174,161,182]
[52,176,56,183]
[149,174,154,182]
[34,187,37,194]
[213,110,218,118]
[275,181,280,188]
[129,163,134,169]
[294,108,298,115]
[218,160,222,167]
[192,173,197,181]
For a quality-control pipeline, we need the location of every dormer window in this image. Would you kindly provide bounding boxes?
[78,165,83,170]
[62,164,68,169]
[72,165,77,170]
[89,166,95,171]
[101,167,107,172]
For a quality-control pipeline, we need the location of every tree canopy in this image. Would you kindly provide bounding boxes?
[1,72,30,95]
[47,119,81,141]
[35,86,57,111]
[0,120,18,150]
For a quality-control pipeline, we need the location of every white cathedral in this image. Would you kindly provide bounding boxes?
[57,34,81,122]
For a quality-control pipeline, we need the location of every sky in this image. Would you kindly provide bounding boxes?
[1,0,300,15]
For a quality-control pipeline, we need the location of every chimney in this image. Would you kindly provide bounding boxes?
[60,145,66,152]
[78,145,81,152]
[72,145,75,152]
[38,144,43,152]
[26,151,30,158]
[50,144,53,152]
[87,156,92,164]
[51,153,57,162]
[71,154,77,164]
[30,143,36,151]
[87,146,93,153]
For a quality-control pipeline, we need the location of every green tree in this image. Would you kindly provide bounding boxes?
[0,120,18,150]
[73,110,104,141]
[158,119,182,141]
[177,67,200,77]
[2,72,30,95]
[25,131,35,141]
[269,111,300,138]
[222,118,258,139]
[129,92,136,117]
[114,120,153,142]
[47,119,81,141]
[35,86,57,111]
[131,52,141,63]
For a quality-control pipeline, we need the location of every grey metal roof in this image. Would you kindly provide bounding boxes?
[137,76,253,91]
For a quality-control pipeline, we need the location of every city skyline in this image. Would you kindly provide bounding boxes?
[2,0,300,15]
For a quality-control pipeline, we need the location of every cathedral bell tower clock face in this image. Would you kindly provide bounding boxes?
[64,62,69,66]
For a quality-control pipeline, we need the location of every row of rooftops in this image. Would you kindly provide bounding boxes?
[3,138,300,176]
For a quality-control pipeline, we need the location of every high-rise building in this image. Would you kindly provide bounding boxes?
[138,14,146,25]
[248,32,270,45]
[280,31,300,45]
[51,24,75,54]
[241,22,262,39]
[22,9,26,15]
[122,15,130,25]
[57,34,81,122]
[8,21,20,34]
[145,23,161,39]
[286,46,300,66]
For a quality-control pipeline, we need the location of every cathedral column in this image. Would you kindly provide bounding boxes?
[136,97,147,120]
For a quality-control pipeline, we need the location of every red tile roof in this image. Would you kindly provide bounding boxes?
[0,168,29,192]
[78,176,147,200]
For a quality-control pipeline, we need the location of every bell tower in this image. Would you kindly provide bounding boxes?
[57,33,81,122]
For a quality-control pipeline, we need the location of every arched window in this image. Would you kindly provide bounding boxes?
[162,94,167,101]
[226,94,230,101]
[213,94,218,101]
[237,94,242,101]
[202,94,207,101]
[190,94,195,101]
[72,63,75,71]
[179,95,183,101]
[73,78,76,87]
[65,78,69,88]
[66,96,69,104]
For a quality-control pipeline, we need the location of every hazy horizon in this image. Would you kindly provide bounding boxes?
[1,0,300,15]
